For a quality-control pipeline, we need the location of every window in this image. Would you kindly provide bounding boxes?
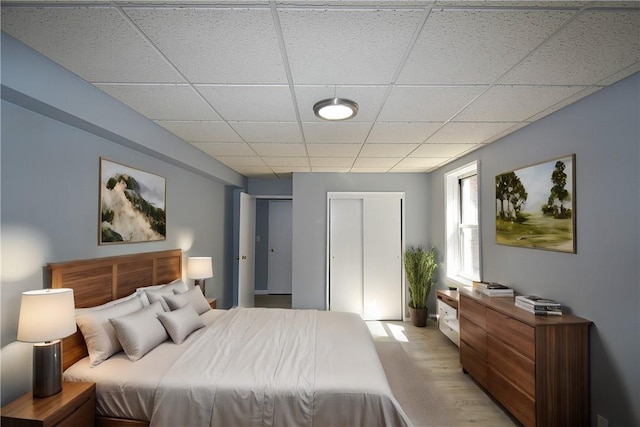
[445,161,481,287]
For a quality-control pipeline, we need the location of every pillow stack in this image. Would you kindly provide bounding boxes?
[75,280,212,367]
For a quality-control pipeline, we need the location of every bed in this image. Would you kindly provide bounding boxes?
[50,249,411,427]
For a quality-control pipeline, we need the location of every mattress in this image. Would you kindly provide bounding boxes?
[64,307,410,427]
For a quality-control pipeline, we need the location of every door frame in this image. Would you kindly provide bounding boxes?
[326,192,407,321]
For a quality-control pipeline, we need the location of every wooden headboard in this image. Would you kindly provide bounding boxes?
[49,249,182,370]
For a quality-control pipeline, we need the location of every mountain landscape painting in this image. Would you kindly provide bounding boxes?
[99,158,166,244]
[496,154,575,253]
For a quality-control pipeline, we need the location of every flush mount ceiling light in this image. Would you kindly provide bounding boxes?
[313,98,359,121]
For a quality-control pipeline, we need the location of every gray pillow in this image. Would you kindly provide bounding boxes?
[144,287,175,311]
[158,304,205,344]
[110,302,168,362]
[164,286,211,315]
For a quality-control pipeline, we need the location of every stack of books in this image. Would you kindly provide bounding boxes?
[475,282,514,297]
[515,295,562,316]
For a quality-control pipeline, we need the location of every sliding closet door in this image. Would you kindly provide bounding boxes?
[328,198,363,315]
[328,193,403,321]
[363,197,402,320]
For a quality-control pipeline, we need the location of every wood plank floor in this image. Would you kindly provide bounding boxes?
[372,319,518,427]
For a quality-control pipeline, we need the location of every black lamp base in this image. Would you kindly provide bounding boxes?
[33,341,63,398]
[194,279,206,294]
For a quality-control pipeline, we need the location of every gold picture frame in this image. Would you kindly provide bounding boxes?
[495,154,575,253]
[99,158,166,245]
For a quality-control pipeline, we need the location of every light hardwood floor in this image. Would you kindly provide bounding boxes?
[372,319,518,427]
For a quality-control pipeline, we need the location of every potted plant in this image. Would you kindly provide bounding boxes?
[404,246,438,327]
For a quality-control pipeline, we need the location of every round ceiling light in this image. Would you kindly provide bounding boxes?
[313,98,359,121]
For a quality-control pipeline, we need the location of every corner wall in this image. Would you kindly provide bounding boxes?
[429,73,640,426]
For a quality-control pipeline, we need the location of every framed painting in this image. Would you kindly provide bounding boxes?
[99,158,166,245]
[495,154,575,253]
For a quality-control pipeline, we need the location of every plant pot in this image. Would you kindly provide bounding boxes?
[409,307,428,327]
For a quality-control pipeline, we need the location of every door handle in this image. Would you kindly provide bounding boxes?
[270,248,275,253]
[242,255,247,260]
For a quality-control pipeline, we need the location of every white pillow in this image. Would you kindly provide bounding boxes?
[144,287,175,311]
[75,296,143,367]
[75,292,141,315]
[164,286,211,315]
[157,304,205,344]
[110,302,168,362]
[164,279,189,294]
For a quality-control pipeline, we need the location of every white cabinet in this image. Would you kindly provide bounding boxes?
[437,290,459,346]
[328,193,404,321]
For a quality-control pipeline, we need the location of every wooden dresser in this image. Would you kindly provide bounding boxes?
[458,288,592,427]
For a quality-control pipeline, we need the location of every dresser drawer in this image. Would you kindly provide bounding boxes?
[487,308,535,361]
[460,316,486,357]
[487,335,535,399]
[438,299,457,321]
[489,366,535,427]
[461,340,487,388]
[460,294,486,328]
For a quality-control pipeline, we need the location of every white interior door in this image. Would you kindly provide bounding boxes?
[238,192,256,307]
[329,198,363,315]
[327,193,403,320]
[267,200,292,294]
[362,197,402,320]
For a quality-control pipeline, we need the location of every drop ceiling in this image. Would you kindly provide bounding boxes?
[2,1,639,178]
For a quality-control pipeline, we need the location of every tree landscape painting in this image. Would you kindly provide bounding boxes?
[99,158,166,244]
[496,154,575,253]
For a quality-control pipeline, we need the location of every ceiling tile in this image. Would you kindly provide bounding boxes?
[249,143,307,157]
[230,122,303,143]
[124,7,287,84]
[231,166,277,178]
[359,143,418,157]
[350,167,393,173]
[394,157,448,169]
[294,85,388,122]
[263,157,310,167]
[309,158,354,167]
[525,86,602,122]
[502,11,640,85]
[272,166,311,173]
[367,122,443,143]
[302,122,372,143]
[311,166,351,173]
[353,157,401,168]
[454,85,585,122]
[197,86,297,121]
[410,143,476,157]
[279,8,425,84]
[96,84,220,120]
[398,9,573,85]
[307,144,362,157]
[156,120,241,142]
[378,86,487,121]
[1,7,183,83]
[425,122,519,144]
[191,142,255,157]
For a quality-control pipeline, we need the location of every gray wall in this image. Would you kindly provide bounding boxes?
[429,73,640,426]
[291,173,431,310]
[1,34,241,405]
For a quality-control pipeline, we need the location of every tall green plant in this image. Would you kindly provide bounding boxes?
[404,246,438,309]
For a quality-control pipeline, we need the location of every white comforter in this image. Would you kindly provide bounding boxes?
[67,307,410,427]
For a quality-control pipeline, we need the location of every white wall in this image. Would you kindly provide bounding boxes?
[429,72,640,426]
[291,173,431,310]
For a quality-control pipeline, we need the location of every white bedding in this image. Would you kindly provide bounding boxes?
[65,308,410,427]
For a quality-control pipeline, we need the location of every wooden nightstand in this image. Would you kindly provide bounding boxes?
[207,298,217,309]
[1,382,95,427]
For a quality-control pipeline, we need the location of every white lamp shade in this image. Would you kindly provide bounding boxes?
[17,288,77,343]
[187,257,213,279]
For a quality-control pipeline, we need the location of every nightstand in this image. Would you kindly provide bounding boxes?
[207,298,217,309]
[1,382,95,427]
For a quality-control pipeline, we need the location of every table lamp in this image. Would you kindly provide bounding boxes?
[17,288,77,397]
[187,256,213,294]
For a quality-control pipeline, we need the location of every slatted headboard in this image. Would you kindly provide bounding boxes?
[49,249,182,370]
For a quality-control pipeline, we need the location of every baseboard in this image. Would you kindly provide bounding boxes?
[254,290,269,295]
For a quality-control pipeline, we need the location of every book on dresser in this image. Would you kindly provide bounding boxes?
[515,295,562,316]
[476,282,514,297]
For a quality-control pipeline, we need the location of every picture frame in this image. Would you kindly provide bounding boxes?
[495,154,575,253]
[99,158,166,245]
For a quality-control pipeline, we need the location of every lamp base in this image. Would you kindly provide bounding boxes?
[33,340,63,398]
[194,279,206,294]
